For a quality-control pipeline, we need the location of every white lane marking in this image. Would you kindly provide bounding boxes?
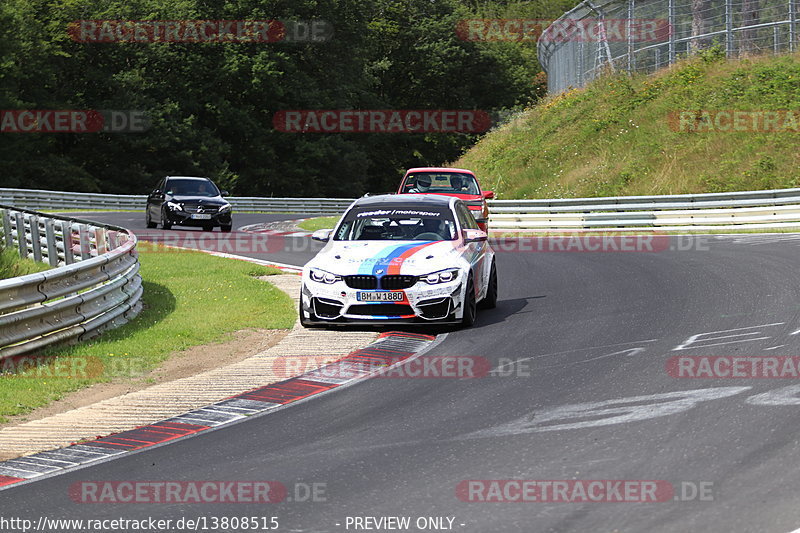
[492,339,658,373]
[537,347,648,369]
[747,385,800,406]
[672,323,784,351]
[460,387,751,438]
[764,345,786,351]
[791,329,800,336]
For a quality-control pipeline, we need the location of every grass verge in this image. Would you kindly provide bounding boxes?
[298,216,339,232]
[0,245,295,422]
[457,50,800,199]
[0,247,50,279]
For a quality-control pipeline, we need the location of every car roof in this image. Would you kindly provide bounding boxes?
[404,167,476,176]
[352,194,456,209]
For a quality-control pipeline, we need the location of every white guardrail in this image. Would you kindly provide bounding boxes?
[0,205,142,360]
[3,187,800,231]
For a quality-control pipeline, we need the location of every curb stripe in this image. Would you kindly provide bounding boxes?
[0,332,437,490]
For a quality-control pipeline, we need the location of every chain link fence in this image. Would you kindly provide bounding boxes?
[539,0,799,93]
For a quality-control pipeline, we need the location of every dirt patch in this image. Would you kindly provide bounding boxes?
[0,328,287,434]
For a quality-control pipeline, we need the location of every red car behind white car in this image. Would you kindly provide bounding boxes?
[397,167,493,231]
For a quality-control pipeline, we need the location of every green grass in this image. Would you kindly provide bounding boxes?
[298,216,339,232]
[0,247,50,279]
[456,49,800,199]
[0,246,296,422]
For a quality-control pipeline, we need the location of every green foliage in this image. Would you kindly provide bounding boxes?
[0,0,565,197]
[0,247,50,279]
[456,53,800,199]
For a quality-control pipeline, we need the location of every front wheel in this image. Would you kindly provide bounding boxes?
[479,260,497,309]
[146,210,156,229]
[161,210,172,230]
[460,274,477,328]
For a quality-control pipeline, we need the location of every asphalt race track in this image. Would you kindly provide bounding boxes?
[5,213,800,533]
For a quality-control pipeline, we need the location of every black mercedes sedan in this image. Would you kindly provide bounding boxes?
[146,176,233,232]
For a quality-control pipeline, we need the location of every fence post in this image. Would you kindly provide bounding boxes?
[78,224,91,260]
[94,227,107,255]
[791,0,797,52]
[668,0,676,63]
[627,0,635,72]
[726,0,734,56]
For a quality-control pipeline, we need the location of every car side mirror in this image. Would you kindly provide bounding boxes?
[463,229,488,243]
[220,190,229,196]
[482,190,495,199]
[311,229,333,242]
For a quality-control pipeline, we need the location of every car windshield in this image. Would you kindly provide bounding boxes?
[402,172,480,195]
[167,179,219,197]
[334,206,457,241]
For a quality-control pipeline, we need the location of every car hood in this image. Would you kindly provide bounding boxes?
[309,240,464,276]
[169,195,227,205]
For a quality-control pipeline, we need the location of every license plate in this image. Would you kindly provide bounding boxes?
[357,291,404,302]
[191,214,212,220]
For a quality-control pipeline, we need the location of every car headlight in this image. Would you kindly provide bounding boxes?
[166,201,183,211]
[420,268,459,285]
[310,268,342,284]
[218,203,232,213]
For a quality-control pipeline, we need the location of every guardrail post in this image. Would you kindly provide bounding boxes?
[1,209,11,248]
[78,224,91,260]
[44,219,59,267]
[14,212,27,259]
[61,221,74,265]
[30,215,42,262]
[94,227,107,255]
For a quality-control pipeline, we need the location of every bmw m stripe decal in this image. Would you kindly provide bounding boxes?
[356,242,437,277]
[386,242,435,275]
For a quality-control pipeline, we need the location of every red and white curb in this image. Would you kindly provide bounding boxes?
[0,332,441,490]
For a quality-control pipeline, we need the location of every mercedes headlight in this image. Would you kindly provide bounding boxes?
[218,203,232,213]
[166,201,183,211]
[310,268,342,284]
[420,268,459,285]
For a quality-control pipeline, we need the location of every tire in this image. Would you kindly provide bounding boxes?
[479,260,498,309]
[203,224,214,232]
[299,294,314,328]
[146,210,156,229]
[461,274,477,328]
[161,210,172,230]
[221,225,232,233]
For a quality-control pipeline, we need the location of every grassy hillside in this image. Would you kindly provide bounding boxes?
[456,49,800,199]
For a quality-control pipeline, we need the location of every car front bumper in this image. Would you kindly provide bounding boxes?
[165,210,232,227]
[300,278,466,324]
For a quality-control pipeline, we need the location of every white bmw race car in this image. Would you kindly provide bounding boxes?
[300,194,497,328]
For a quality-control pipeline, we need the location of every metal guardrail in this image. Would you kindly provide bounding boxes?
[539,0,800,94]
[0,206,142,359]
[4,186,800,231]
[488,187,800,230]
[0,188,354,215]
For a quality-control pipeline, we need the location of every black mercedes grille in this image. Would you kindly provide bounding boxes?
[344,275,377,289]
[380,275,418,290]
